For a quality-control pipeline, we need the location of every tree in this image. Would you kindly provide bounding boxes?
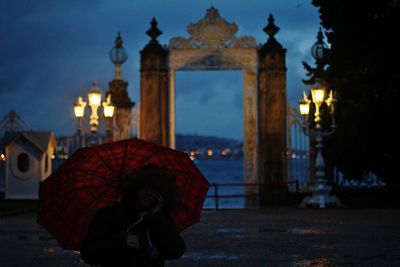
[311,0,400,187]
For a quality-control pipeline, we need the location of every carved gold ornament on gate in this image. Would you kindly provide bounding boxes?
[170,7,256,49]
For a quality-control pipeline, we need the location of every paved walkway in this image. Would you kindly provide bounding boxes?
[1,207,400,266]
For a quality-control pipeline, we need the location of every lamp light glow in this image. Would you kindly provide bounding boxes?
[88,92,102,107]
[325,90,332,106]
[311,87,325,106]
[74,97,86,118]
[299,91,310,115]
[88,81,102,107]
[102,95,115,118]
[103,105,115,118]
[299,100,310,115]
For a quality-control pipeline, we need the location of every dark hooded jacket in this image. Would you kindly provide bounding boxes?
[80,202,185,267]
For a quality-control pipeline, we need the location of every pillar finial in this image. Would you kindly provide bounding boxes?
[260,14,285,52]
[263,14,280,38]
[146,17,162,42]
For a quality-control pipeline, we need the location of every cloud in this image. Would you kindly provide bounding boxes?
[175,71,242,104]
[175,71,243,139]
[0,0,320,140]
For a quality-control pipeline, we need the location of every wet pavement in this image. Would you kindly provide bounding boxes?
[1,207,400,266]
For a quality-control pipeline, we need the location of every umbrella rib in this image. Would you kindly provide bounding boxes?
[73,169,110,179]
[92,149,117,177]
[124,147,164,177]
[117,140,130,178]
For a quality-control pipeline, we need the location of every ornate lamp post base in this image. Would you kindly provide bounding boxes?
[300,182,342,208]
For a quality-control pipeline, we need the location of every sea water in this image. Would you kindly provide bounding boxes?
[195,158,311,209]
[194,159,244,209]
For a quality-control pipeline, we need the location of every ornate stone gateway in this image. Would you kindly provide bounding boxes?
[140,7,287,206]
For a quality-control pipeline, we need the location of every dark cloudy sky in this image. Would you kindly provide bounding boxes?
[0,0,320,141]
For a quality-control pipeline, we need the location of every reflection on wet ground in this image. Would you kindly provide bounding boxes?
[216,227,247,238]
[1,208,400,267]
[288,228,326,235]
[294,258,336,267]
[43,247,80,256]
[182,252,244,261]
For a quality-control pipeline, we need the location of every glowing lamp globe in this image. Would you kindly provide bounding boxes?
[103,104,115,118]
[311,87,325,107]
[299,99,310,116]
[73,97,86,118]
[102,95,115,118]
[88,81,102,107]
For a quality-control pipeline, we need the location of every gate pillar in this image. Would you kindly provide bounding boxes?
[258,15,288,204]
[139,18,169,146]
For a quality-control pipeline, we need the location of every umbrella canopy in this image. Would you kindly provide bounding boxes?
[37,138,210,251]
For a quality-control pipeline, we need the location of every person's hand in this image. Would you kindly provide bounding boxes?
[144,194,164,216]
[126,234,140,248]
[150,194,164,215]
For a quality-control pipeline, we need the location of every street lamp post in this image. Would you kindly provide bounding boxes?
[298,28,341,208]
[102,94,115,143]
[87,81,103,134]
[73,97,86,135]
[298,83,341,208]
[73,81,115,147]
[73,97,86,148]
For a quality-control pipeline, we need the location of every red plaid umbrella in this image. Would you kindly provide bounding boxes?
[37,138,210,251]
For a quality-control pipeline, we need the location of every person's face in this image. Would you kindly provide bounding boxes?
[135,186,160,209]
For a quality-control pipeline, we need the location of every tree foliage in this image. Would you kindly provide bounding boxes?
[311,0,400,186]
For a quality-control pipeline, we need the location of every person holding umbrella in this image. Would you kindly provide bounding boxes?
[80,164,186,267]
[37,138,210,266]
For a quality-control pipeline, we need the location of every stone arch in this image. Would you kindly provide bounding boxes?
[140,8,287,206]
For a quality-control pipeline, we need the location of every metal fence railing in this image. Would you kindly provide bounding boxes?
[205,180,299,210]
